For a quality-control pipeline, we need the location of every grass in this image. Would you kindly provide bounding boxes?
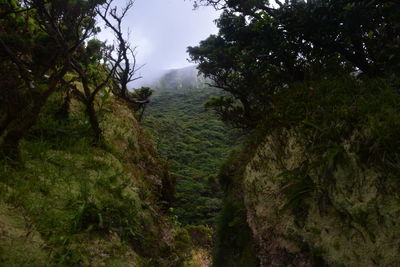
[0,91,192,266]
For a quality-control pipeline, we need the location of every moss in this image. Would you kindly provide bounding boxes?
[240,78,400,266]
[210,129,267,266]
[0,202,49,266]
[185,248,211,267]
[213,77,400,266]
[213,200,258,267]
[0,92,190,266]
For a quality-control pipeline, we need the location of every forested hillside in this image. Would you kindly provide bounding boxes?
[1,0,400,266]
[144,67,242,226]
[0,1,208,265]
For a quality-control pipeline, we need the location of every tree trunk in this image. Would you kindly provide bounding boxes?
[138,104,146,122]
[0,107,41,161]
[0,70,65,162]
[55,88,71,121]
[0,113,14,137]
[86,100,102,142]
[0,125,26,161]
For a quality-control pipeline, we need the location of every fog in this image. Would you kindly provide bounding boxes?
[98,0,220,88]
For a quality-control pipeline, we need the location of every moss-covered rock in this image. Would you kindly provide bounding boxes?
[213,78,400,266]
[243,128,400,266]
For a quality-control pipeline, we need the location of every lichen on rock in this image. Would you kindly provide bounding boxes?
[243,128,400,266]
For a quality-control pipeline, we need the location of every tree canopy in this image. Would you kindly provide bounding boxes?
[189,0,400,127]
[0,0,148,160]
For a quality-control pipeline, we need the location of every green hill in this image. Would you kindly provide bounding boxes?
[144,67,242,226]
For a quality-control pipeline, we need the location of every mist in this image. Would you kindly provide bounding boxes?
[97,0,220,89]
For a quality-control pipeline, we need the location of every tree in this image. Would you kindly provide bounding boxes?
[130,87,153,121]
[70,39,120,141]
[197,0,400,75]
[274,0,400,76]
[97,0,152,113]
[189,0,400,127]
[0,0,102,160]
[188,10,314,127]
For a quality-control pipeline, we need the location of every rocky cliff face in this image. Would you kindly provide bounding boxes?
[243,129,400,266]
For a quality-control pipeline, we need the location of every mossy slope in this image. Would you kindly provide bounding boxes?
[0,93,192,266]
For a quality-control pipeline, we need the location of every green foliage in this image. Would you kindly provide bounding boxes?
[144,76,243,226]
[213,200,258,267]
[210,133,264,266]
[0,0,112,160]
[263,77,400,224]
[266,78,400,159]
[86,39,106,63]
[189,0,400,127]
[0,93,192,266]
[278,168,317,225]
[131,87,153,101]
[190,1,400,265]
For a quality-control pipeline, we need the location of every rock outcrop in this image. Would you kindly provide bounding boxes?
[243,129,400,266]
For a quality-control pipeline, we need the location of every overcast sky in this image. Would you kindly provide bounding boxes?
[99,0,220,87]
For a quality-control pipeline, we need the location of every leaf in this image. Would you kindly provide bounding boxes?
[325,146,342,170]
[343,2,355,11]
[302,120,323,132]
[98,213,104,228]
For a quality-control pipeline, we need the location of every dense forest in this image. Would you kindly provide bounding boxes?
[1,0,400,266]
[144,66,243,226]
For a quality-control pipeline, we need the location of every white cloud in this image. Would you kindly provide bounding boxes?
[98,0,220,86]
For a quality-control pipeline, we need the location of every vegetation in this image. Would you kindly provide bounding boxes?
[0,90,197,265]
[144,67,243,226]
[1,0,400,265]
[0,0,152,161]
[189,0,400,265]
[0,0,99,160]
[0,1,201,266]
[189,0,400,128]
[212,150,259,267]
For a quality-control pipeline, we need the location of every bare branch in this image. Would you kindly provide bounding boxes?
[96,0,144,104]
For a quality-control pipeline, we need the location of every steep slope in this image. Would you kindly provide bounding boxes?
[214,78,400,266]
[0,92,194,266]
